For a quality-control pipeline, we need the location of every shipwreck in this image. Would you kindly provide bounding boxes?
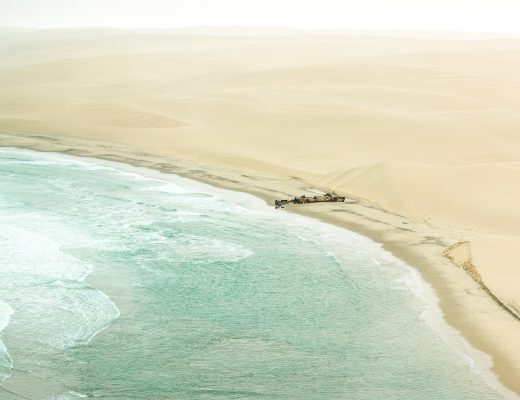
[275,192,345,209]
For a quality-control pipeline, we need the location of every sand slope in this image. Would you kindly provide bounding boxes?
[1,28,520,314]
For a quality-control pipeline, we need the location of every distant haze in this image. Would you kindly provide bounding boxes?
[1,0,520,33]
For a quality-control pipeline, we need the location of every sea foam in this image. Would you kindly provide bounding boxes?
[0,301,13,383]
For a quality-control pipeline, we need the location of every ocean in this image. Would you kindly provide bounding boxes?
[0,147,512,399]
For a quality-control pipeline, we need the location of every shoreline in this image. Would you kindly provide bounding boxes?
[0,302,13,386]
[1,131,520,397]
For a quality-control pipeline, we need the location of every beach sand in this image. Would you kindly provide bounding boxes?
[1,28,520,395]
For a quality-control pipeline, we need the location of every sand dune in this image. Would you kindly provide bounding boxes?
[0,28,519,320]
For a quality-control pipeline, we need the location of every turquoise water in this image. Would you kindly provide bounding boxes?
[0,147,512,399]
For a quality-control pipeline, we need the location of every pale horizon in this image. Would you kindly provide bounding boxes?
[1,0,520,34]
[2,25,520,36]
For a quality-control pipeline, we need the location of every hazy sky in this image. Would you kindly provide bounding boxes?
[1,0,519,33]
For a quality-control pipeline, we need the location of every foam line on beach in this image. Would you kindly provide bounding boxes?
[0,301,14,383]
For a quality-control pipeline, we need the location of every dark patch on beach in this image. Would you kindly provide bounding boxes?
[411,236,447,247]
[331,208,393,226]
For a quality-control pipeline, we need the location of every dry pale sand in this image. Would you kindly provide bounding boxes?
[1,28,520,395]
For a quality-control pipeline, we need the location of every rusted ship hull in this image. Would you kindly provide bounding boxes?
[275,192,345,208]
